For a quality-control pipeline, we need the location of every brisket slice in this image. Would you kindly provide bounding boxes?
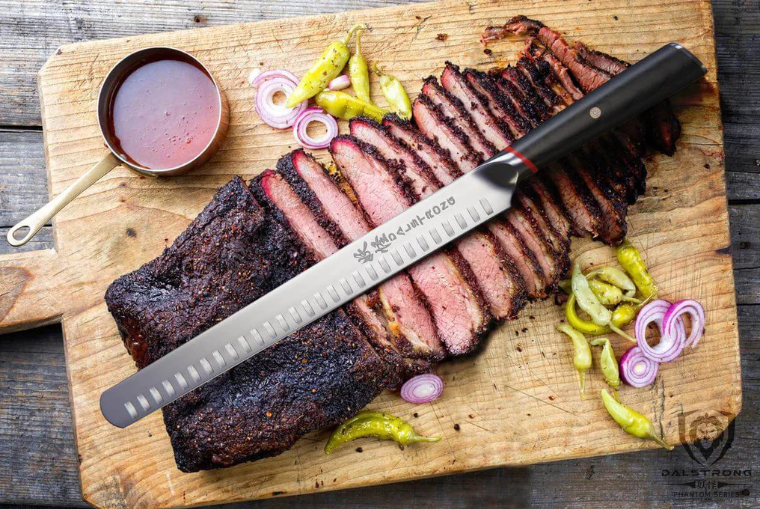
[487,219,546,298]
[350,117,527,320]
[502,64,552,119]
[104,177,387,471]
[440,63,514,148]
[421,76,497,160]
[382,113,463,184]
[493,15,679,155]
[464,68,532,138]
[412,94,482,173]
[567,153,627,244]
[330,135,490,355]
[277,150,445,363]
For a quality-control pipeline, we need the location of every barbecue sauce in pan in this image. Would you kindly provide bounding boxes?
[106,53,220,170]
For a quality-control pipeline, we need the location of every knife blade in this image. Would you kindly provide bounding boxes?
[101,43,706,428]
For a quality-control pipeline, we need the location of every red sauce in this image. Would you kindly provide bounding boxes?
[107,56,220,170]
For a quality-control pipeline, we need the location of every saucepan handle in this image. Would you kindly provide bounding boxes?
[7,152,121,247]
[508,43,707,172]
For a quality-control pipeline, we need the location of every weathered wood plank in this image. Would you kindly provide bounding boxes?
[0,129,47,227]
[0,325,86,508]
[713,0,760,200]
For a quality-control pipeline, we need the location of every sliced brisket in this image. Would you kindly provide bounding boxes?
[464,68,532,138]
[349,118,526,319]
[252,170,440,379]
[278,150,445,363]
[420,76,497,159]
[382,113,463,185]
[330,136,490,355]
[412,94,482,173]
[440,63,514,148]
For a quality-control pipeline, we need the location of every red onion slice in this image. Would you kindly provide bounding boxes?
[293,107,339,149]
[328,75,351,91]
[251,69,300,88]
[255,77,305,129]
[619,346,659,387]
[634,299,686,363]
[400,374,444,404]
[662,299,705,349]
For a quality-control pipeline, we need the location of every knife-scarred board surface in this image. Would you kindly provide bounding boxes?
[0,0,737,507]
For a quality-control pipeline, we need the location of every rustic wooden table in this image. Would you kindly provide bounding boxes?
[0,1,757,507]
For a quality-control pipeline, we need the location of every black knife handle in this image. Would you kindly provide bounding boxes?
[504,43,706,177]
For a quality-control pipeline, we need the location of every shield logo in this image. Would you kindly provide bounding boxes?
[678,409,735,467]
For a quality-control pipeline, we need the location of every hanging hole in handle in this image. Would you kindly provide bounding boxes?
[7,223,35,247]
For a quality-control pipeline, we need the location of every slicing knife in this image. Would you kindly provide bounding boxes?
[101,43,706,428]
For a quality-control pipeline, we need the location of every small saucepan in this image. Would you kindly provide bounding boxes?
[7,46,229,247]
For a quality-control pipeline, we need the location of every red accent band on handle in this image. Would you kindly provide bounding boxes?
[504,146,539,174]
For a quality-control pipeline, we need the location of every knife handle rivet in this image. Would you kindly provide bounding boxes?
[590,106,602,119]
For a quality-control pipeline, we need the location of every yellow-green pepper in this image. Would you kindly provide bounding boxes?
[286,24,364,108]
[557,323,592,396]
[325,411,441,454]
[348,28,372,104]
[601,389,673,450]
[589,338,620,389]
[314,90,389,122]
[372,64,412,120]
[616,239,658,299]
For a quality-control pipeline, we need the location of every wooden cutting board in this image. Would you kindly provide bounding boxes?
[0,0,738,507]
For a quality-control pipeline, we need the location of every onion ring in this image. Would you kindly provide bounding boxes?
[254,77,305,129]
[634,299,686,363]
[663,299,705,349]
[400,374,444,404]
[293,107,339,149]
[619,346,659,387]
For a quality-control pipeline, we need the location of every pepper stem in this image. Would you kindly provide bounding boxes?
[410,433,442,443]
[610,323,637,343]
[355,28,364,55]
[648,432,675,451]
[344,23,366,45]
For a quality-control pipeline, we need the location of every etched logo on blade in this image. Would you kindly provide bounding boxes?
[354,197,457,263]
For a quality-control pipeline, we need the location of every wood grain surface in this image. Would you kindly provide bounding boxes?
[0,0,748,507]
